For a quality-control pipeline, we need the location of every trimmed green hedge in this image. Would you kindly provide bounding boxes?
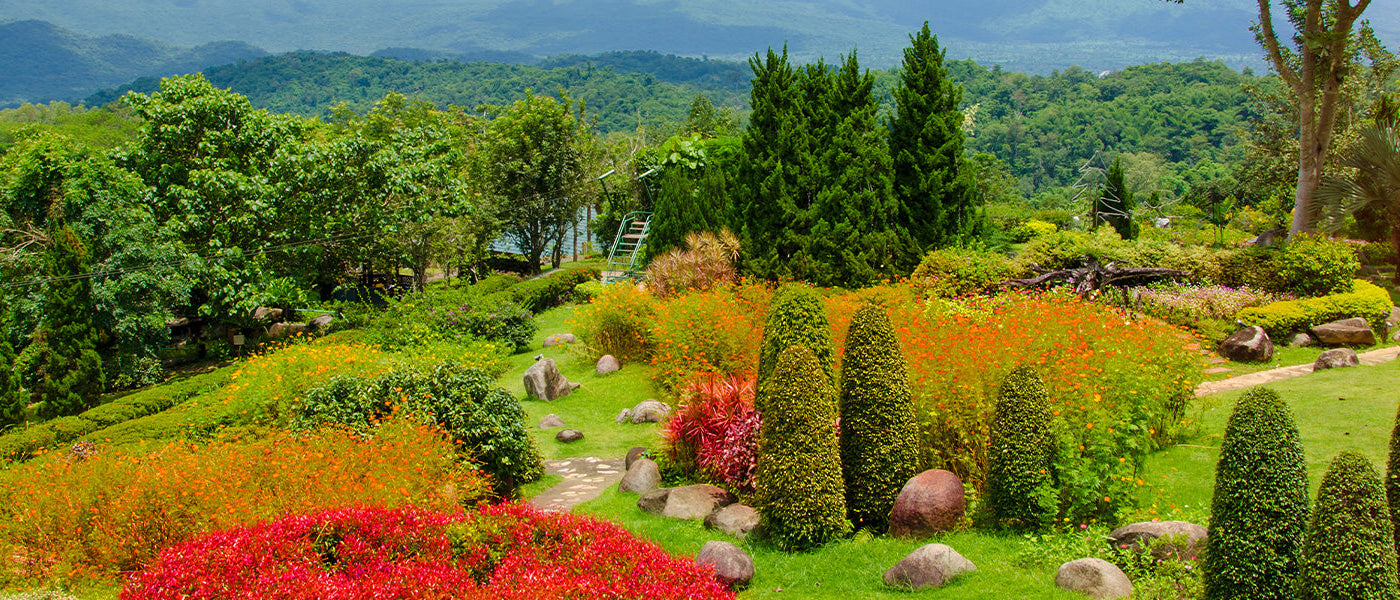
[1235,279,1391,339]
[491,266,599,314]
[756,284,835,405]
[1390,402,1400,575]
[982,365,1056,531]
[1297,451,1399,600]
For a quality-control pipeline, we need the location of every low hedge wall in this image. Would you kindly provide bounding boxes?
[1235,280,1392,339]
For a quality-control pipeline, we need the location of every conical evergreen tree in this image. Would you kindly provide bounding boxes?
[839,303,922,532]
[1297,451,1399,600]
[889,22,981,253]
[736,47,811,282]
[755,284,834,404]
[30,225,105,419]
[1096,156,1138,240]
[0,308,24,429]
[983,365,1056,531]
[1387,401,1400,576]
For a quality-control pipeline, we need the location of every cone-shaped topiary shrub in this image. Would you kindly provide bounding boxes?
[1297,451,1399,600]
[1388,402,1400,575]
[838,303,922,532]
[756,284,834,410]
[752,344,851,551]
[982,365,1056,531]
[1202,386,1309,600]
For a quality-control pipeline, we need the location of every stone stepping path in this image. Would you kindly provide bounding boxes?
[1195,346,1400,397]
[530,457,625,513]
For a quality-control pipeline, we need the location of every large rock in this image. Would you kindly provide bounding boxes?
[555,429,583,443]
[625,446,648,470]
[630,399,671,424]
[309,314,334,329]
[889,469,966,538]
[268,322,308,338]
[1313,347,1360,370]
[662,484,737,520]
[883,544,977,590]
[619,458,661,494]
[1218,326,1273,362]
[1055,558,1133,599]
[638,488,671,515]
[695,541,754,591]
[704,504,760,539]
[1107,521,1207,561]
[1310,317,1377,346]
[538,414,566,429]
[596,354,621,375]
[543,333,577,347]
[252,306,284,322]
[523,358,580,401]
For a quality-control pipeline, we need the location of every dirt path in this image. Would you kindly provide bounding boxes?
[529,457,625,513]
[1195,346,1400,397]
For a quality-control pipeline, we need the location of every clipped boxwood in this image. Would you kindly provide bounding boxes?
[1202,387,1309,600]
[982,365,1056,531]
[1236,279,1391,339]
[838,303,922,532]
[1297,451,1399,600]
[753,345,850,551]
[756,284,835,403]
[1389,403,1400,577]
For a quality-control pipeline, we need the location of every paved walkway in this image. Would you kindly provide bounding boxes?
[529,457,625,512]
[1195,346,1400,397]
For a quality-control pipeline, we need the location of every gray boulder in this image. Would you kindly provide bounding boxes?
[615,408,632,423]
[619,458,661,494]
[625,446,648,469]
[704,503,761,539]
[1107,520,1207,561]
[523,358,580,401]
[1218,326,1274,362]
[662,484,737,520]
[1289,332,1316,347]
[253,306,284,322]
[543,333,577,347]
[538,414,566,429]
[309,314,334,329]
[638,488,671,515]
[883,543,977,590]
[630,399,671,424]
[1055,558,1133,599]
[596,354,621,375]
[268,322,308,338]
[1310,317,1377,346]
[889,469,966,538]
[555,429,584,443]
[695,541,754,591]
[1314,347,1360,370]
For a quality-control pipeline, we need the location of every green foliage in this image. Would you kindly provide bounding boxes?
[838,304,922,533]
[643,138,734,261]
[503,266,598,313]
[1203,387,1309,600]
[1007,219,1057,243]
[0,311,23,430]
[1297,451,1399,600]
[982,365,1056,531]
[1094,157,1138,240]
[753,345,851,551]
[571,280,606,304]
[28,227,105,419]
[569,282,658,363]
[1268,234,1360,297]
[910,247,1023,298]
[296,361,544,496]
[889,23,982,252]
[1235,280,1391,339]
[755,284,835,404]
[1391,400,1400,578]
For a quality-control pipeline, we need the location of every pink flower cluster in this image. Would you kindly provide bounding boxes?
[663,374,762,492]
[122,504,734,600]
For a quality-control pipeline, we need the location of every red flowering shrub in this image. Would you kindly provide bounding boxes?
[662,374,761,492]
[122,504,735,600]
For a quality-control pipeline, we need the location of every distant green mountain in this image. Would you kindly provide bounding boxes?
[0,20,266,107]
[8,0,1395,73]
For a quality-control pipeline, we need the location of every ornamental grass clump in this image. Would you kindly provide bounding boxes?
[752,345,850,551]
[982,365,1056,531]
[1202,387,1309,600]
[1297,451,1399,600]
[838,303,922,532]
[756,284,835,405]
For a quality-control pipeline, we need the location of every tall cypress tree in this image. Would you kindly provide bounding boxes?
[736,46,810,281]
[30,226,105,419]
[1096,156,1138,240]
[889,22,981,252]
[0,307,24,429]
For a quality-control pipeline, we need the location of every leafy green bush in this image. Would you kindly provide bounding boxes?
[1390,403,1400,575]
[910,247,1023,298]
[1235,279,1391,338]
[756,284,835,403]
[752,345,850,551]
[1007,219,1058,243]
[571,280,606,304]
[569,282,658,363]
[501,266,598,313]
[296,361,544,496]
[433,299,537,353]
[982,365,1056,531]
[1202,387,1309,600]
[1268,234,1359,297]
[1297,451,1399,600]
[838,304,922,532]
[472,273,524,295]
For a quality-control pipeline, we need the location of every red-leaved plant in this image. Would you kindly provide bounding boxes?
[122,504,734,600]
[662,374,761,492]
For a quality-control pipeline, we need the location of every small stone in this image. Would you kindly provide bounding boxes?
[543,333,577,347]
[538,414,566,429]
[1314,347,1360,370]
[704,504,761,539]
[630,399,671,424]
[1218,326,1273,362]
[619,458,661,494]
[883,543,977,590]
[662,484,737,520]
[625,446,648,469]
[555,429,584,443]
[889,469,966,538]
[1107,521,1207,561]
[596,354,621,375]
[695,541,754,590]
[1055,558,1133,599]
[1289,332,1316,347]
[638,488,671,515]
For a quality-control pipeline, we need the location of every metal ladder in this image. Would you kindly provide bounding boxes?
[602,211,652,283]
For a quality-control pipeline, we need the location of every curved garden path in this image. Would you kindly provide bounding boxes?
[529,457,626,512]
[1195,345,1400,397]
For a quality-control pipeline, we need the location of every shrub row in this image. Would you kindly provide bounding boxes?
[1235,279,1391,339]
[491,265,599,313]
